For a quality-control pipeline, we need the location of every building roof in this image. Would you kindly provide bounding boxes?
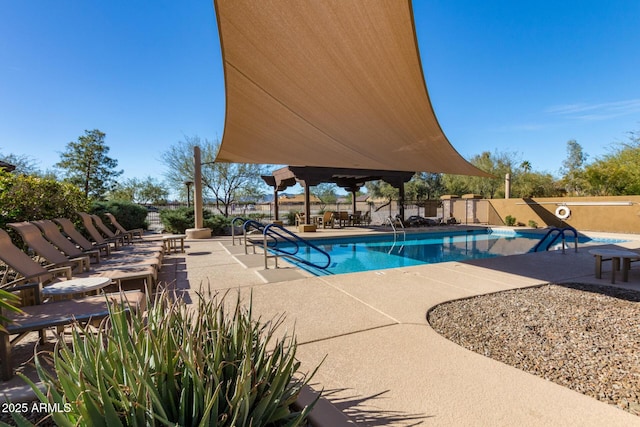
[213,0,490,177]
[0,161,16,172]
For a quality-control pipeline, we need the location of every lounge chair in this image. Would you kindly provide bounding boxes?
[77,212,126,249]
[55,217,163,258]
[32,220,161,270]
[0,289,145,380]
[0,228,146,380]
[8,222,89,273]
[317,211,335,229]
[32,219,102,263]
[53,217,111,257]
[295,212,306,226]
[104,212,143,242]
[6,223,157,293]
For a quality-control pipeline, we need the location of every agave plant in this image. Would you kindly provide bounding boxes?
[14,289,319,426]
[0,288,22,333]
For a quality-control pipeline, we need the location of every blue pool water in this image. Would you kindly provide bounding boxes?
[276,229,627,276]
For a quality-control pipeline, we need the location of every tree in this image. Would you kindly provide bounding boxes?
[560,140,588,196]
[56,129,123,199]
[582,130,640,195]
[161,135,267,216]
[512,170,561,197]
[108,177,169,204]
[405,172,445,201]
[0,150,40,176]
[441,151,519,198]
[311,183,337,210]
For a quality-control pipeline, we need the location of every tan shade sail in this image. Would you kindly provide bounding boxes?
[213,0,489,177]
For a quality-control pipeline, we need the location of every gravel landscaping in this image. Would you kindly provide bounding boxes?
[428,283,640,416]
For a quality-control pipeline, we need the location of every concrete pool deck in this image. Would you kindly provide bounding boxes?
[2,226,640,425]
[165,226,640,426]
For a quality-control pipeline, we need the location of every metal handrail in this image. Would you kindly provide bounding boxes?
[532,226,578,253]
[230,217,246,246]
[242,220,277,254]
[262,223,331,270]
[386,215,406,243]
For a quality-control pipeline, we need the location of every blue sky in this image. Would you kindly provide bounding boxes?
[1,0,639,186]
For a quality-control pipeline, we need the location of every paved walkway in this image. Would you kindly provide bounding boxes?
[3,227,640,425]
[161,228,640,426]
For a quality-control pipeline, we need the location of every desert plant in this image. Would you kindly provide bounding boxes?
[0,289,22,333]
[504,215,516,226]
[16,290,319,426]
[527,220,538,228]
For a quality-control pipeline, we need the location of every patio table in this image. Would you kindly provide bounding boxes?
[42,277,111,300]
[162,234,187,254]
[588,248,640,283]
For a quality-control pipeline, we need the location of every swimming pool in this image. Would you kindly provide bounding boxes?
[277,228,627,276]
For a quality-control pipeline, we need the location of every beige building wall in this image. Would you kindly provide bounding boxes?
[449,196,640,234]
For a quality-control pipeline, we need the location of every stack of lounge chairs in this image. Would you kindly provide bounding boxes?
[0,213,166,379]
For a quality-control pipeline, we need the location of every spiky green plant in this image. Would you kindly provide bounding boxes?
[15,290,319,426]
[0,288,22,332]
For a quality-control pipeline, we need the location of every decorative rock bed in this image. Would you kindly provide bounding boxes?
[428,283,640,416]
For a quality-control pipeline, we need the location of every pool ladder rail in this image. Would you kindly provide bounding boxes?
[386,215,406,243]
[531,226,578,254]
[262,223,331,270]
[235,219,331,271]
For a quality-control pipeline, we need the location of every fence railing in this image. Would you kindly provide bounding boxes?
[143,200,444,229]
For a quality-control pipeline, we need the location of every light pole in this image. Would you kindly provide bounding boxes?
[184,180,194,207]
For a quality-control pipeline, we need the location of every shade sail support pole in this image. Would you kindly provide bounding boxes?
[186,146,212,239]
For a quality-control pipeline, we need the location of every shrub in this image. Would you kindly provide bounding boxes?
[160,207,232,235]
[285,211,299,226]
[0,171,89,230]
[504,215,516,226]
[91,200,149,231]
[206,214,232,235]
[18,290,319,426]
[528,220,538,228]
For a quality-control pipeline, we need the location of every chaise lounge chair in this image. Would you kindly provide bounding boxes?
[32,220,161,270]
[104,212,144,242]
[77,212,126,249]
[7,222,157,294]
[0,229,145,380]
[53,217,112,257]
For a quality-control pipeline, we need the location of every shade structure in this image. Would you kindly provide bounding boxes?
[213,0,490,177]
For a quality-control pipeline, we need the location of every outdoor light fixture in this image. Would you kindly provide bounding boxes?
[184,180,194,207]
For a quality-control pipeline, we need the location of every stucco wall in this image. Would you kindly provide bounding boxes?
[449,196,640,234]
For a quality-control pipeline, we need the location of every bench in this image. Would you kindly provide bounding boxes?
[1,290,146,380]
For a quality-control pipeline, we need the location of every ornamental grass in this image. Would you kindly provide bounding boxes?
[13,290,319,426]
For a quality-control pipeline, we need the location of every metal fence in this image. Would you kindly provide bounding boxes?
[143,200,444,229]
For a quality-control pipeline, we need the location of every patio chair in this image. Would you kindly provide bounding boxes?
[317,211,335,229]
[8,222,89,273]
[53,218,111,257]
[77,212,126,249]
[0,229,146,380]
[33,220,161,270]
[104,212,143,242]
[295,212,306,226]
[32,219,102,263]
[0,288,145,380]
[56,217,164,258]
[6,223,157,293]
